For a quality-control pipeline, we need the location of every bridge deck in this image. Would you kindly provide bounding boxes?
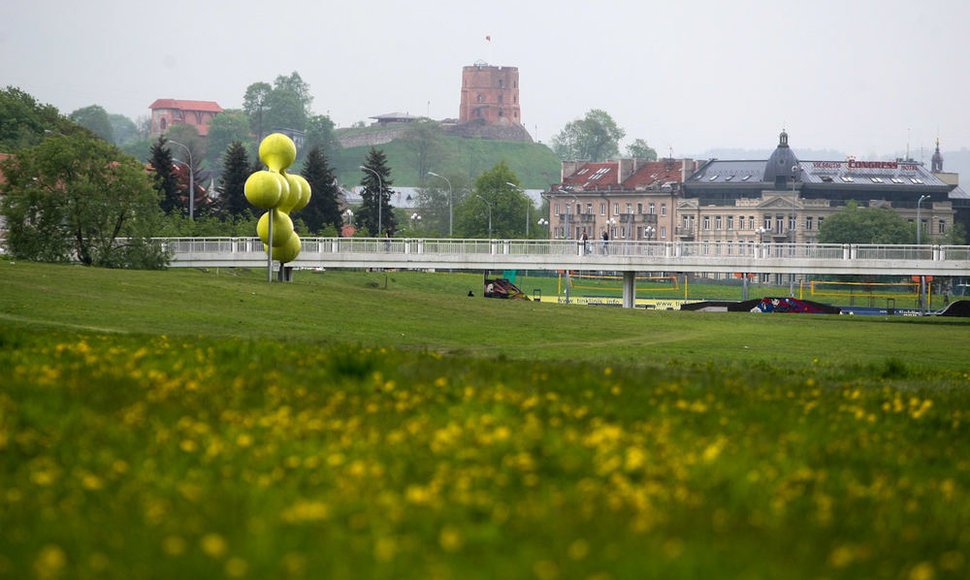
[161,237,970,277]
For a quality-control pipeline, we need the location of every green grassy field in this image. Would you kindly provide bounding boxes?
[2,260,969,579]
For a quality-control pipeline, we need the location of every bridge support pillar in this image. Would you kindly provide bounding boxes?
[622,271,636,309]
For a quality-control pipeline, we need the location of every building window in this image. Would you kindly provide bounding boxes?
[575,203,582,214]
[600,203,606,216]
[818,217,824,228]
[660,226,666,239]
[939,220,946,235]
[805,216,813,231]
[703,216,711,230]
[776,216,784,232]
[555,203,560,215]
[613,203,619,215]
[715,216,722,230]
[748,216,755,230]
[726,216,734,230]
[764,215,772,230]
[498,79,503,88]
[649,203,656,215]
[586,203,593,214]
[637,203,643,214]
[625,203,632,214]
[477,94,484,103]
[661,204,667,217]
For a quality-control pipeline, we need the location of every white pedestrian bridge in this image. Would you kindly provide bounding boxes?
[162,237,970,276]
[160,237,970,308]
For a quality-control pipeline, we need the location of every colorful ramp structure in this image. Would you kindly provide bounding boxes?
[681,297,840,314]
[483,273,529,300]
[939,300,970,317]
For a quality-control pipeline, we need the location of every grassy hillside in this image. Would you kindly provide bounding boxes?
[332,133,561,189]
[3,261,970,579]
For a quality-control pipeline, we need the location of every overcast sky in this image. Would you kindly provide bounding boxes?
[3,0,967,160]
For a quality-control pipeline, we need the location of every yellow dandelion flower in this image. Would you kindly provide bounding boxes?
[438,526,463,552]
[162,536,187,556]
[33,545,66,580]
[200,533,228,558]
[225,557,248,578]
[533,559,559,580]
[908,562,935,580]
[568,539,589,560]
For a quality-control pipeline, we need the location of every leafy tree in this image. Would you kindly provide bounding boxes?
[264,89,306,132]
[149,135,180,214]
[109,114,138,145]
[625,138,658,161]
[69,105,114,144]
[243,82,272,141]
[402,119,445,179]
[416,171,471,237]
[273,72,313,116]
[551,109,625,162]
[218,141,251,218]
[0,132,166,268]
[206,110,253,166]
[455,161,529,238]
[299,146,342,233]
[0,86,77,150]
[242,72,313,138]
[305,114,340,161]
[357,148,396,236]
[817,201,915,244]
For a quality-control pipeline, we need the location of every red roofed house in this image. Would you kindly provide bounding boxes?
[149,99,223,137]
[549,158,701,241]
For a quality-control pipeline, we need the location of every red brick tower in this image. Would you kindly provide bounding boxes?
[459,61,521,127]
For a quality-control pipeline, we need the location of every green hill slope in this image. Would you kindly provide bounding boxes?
[332,133,561,189]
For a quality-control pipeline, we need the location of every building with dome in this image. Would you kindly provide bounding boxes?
[677,130,962,250]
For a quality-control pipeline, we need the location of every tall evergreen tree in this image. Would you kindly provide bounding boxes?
[357,148,396,236]
[149,135,180,214]
[300,146,342,233]
[219,141,251,218]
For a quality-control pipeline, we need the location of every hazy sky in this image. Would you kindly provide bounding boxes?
[3,0,967,160]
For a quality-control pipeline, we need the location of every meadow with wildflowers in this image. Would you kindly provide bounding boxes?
[1,260,969,579]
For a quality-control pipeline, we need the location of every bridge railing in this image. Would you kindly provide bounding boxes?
[154,237,970,268]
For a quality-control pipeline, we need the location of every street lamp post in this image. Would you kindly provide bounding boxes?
[917,194,931,314]
[169,140,195,220]
[427,172,453,237]
[917,194,930,244]
[537,218,549,236]
[506,182,530,237]
[475,195,493,238]
[790,164,800,297]
[360,165,383,235]
[410,212,422,232]
[644,225,656,240]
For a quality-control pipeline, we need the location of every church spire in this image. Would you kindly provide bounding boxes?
[931,137,943,173]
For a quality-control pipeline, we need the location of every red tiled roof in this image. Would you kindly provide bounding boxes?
[623,160,686,189]
[149,99,223,113]
[561,162,618,189]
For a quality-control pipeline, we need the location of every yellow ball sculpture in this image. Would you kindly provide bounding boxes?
[246,133,311,267]
[272,232,302,264]
[244,171,282,209]
[256,209,294,247]
[258,133,297,172]
[278,172,302,213]
[290,174,312,212]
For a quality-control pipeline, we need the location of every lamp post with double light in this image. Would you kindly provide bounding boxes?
[427,171,453,237]
[169,140,195,220]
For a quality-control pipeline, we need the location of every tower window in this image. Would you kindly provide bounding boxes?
[477,94,484,103]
